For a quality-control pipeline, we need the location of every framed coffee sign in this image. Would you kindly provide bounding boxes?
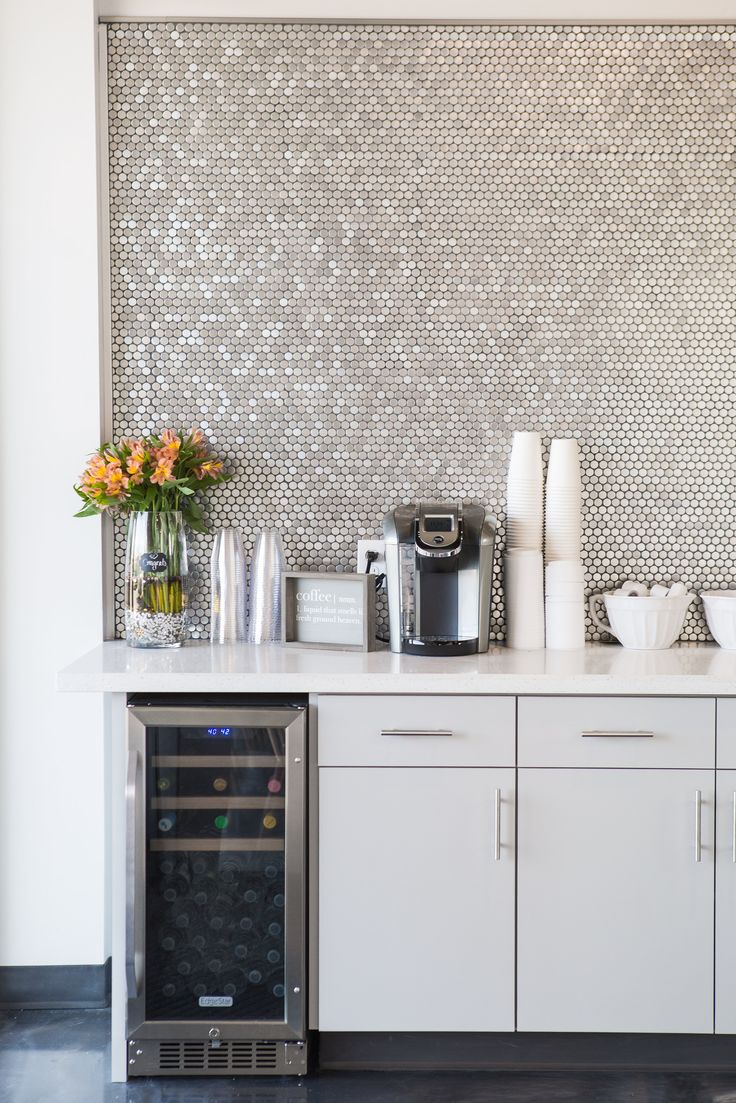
[281,572,376,652]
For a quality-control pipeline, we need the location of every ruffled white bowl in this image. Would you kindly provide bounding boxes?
[589,592,694,650]
[702,592,736,651]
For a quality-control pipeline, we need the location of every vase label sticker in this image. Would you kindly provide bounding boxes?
[140,551,168,573]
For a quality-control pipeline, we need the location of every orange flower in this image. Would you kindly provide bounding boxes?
[104,460,129,497]
[195,459,224,480]
[150,454,175,485]
[126,444,146,478]
[82,454,107,483]
[160,428,181,454]
[188,427,207,456]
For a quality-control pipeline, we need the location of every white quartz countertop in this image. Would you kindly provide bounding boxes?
[58,641,736,695]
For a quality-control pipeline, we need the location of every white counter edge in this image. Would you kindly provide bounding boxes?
[57,641,736,696]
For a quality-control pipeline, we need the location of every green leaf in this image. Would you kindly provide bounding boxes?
[74,503,101,518]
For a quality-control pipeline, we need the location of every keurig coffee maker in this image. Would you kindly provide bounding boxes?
[383,501,496,655]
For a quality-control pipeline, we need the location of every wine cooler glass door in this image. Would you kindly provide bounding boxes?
[126,706,305,1041]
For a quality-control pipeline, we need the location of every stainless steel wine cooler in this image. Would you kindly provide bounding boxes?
[125,697,307,1077]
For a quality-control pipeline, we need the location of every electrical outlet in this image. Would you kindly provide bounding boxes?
[356,539,386,588]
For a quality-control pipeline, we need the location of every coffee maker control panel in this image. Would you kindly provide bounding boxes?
[416,504,461,553]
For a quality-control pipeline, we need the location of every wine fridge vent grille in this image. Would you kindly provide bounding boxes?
[156,1040,278,1072]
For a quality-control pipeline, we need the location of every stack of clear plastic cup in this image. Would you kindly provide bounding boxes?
[210,529,248,643]
[247,530,285,644]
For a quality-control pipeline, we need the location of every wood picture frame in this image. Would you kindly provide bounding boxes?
[281,572,377,652]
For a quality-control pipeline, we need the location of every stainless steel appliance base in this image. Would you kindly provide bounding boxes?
[402,636,479,657]
[127,1037,307,1077]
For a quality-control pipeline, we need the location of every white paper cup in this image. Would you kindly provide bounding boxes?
[546,582,585,602]
[547,438,582,484]
[545,597,585,650]
[504,551,544,650]
[546,560,585,584]
[508,431,543,478]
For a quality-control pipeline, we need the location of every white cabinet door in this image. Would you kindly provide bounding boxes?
[716,770,736,1033]
[318,767,515,1031]
[518,768,714,1033]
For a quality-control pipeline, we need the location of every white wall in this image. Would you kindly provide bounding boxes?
[0,0,105,966]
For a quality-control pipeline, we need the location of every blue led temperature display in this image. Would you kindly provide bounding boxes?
[206,727,232,737]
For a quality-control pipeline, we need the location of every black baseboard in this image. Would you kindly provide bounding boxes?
[0,959,111,1010]
[317,1031,736,1072]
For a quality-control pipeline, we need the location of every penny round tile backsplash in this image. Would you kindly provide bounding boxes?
[106,22,736,642]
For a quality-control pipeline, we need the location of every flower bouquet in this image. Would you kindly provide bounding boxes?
[74,428,228,647]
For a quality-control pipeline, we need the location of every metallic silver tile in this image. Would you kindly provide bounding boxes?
[106,23,736,642]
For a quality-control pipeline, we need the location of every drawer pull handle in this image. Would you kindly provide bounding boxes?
[494,788,501,861]
[380,729,453,738]
[581,730,654,739]
[695,790,702,863]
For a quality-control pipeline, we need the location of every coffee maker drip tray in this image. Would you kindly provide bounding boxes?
[402,635,479,657]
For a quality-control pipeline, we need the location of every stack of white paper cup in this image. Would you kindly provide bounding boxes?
[504,432,544,650]
[506,432,543,552]
[544,438,585,650]
[505,549,545,650]
[544,439,582,562]
[545,559,586,650]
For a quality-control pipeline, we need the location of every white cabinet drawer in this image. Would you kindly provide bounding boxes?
[317,695,515,766]
[518,697,714,768]
[717,699,736,769]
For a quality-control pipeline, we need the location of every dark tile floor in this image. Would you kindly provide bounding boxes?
[2,1011,736,1103]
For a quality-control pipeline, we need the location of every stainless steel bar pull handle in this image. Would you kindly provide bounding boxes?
[732,793,736,864]
[581,730,654,739]
[125,748,142,998]
[494,789,501,861]
[695,790,702,863]
[380,729,453,738]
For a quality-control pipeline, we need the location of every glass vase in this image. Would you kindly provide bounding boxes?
[125,511,189,648]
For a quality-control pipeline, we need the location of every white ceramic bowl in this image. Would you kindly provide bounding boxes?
[702,592,736,650]
[589,592,694,650]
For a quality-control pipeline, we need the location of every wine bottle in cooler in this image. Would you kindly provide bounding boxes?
[158,924,188,953]
[244,959,267,987]
[267,966,286,1002]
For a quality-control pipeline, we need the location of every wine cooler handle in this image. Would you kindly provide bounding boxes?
[732,793,736,864]
[494,788,501,861]
[126,748,142,998]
